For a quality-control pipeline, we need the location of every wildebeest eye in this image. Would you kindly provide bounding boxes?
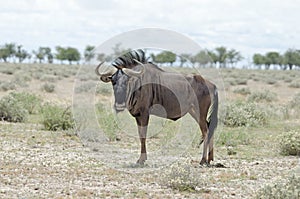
[111,77,116,85]
[111,72,119,85]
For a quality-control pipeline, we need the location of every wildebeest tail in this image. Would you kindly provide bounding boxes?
[207,87,218,137]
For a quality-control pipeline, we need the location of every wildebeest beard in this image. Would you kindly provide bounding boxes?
[112,70,129,112]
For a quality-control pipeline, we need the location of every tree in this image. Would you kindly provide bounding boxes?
[55,46,66,64]
[207,50,218,67]
[194,50,211,67]
[43,47,53,64]
[277,54,286,70]
[33,47,46,63]
[179,53,191,67]
[55,46,81,65]
[84,45,95,64]
[112,43,131,57]
[0,47,10,62]
[253,53,266,69]
[284,49,300,70]
[227,49,243,68]
[265,51,280,69]
[152,51,176,66]
[97,53,113,62]
[4,43,16,62]
[215,46,227,68]
[15,45,29,63]
[65,47,81,65]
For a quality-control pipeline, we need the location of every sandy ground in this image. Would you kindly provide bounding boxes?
[0,122,299,199]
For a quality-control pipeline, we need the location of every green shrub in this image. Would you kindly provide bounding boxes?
[283,77,292,83]
[0,94,28,122]
[40,74,58,82]
[10,92,41,114]
[252,76,261,82]
[285,92,300,118]
[264,78,277,85]
[233,87,251,95]
[289,92,300,109]
[41,104,74,131]
[0,67,14,75]
[247,90,277,103]
[41,83,55,93]
[31,71,43,80]
[224,101,267,127]
[96,103,119,141]
[278,130,300,156]
[235,78,248,85]
[289,81,300,88]
[256,175,300,199]
[14,70,32,80]
[0,81,16,91]
[226,77,248,86]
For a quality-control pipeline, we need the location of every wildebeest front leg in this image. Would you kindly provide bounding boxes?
[135,115,149,165]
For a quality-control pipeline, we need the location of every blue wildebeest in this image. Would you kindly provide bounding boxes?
[95,50,218,165]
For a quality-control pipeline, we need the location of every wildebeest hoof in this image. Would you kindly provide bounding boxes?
[199,160,210,167]
[136,159,145,165]
[136,160,145,166]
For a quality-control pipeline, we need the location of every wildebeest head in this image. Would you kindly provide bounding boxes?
[95,60,144,112]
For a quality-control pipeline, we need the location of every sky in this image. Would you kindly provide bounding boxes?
[0,0,299,63]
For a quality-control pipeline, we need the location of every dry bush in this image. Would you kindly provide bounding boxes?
[0,81,16,91]
[286,92,300,118]
[247,90,277,103]
[0,94,28,122]
[256,175,300,199]
[41,83,55,93]
[233,87,251,95]
[278,130,300,156]
[160,159,202,192]
[289,80,300,88]
[224,101,268,127]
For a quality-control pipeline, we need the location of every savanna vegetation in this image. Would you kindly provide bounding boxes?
[0,53,299,198]
[1,42,300,70]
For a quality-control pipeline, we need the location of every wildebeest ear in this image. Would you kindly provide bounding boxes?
[100,76,112,83]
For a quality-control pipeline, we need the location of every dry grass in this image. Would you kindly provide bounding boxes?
[0,63,300,198]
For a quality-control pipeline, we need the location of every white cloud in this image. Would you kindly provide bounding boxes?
[0,0,299,58]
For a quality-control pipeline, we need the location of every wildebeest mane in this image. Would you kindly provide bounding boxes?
[112,49,147,69]
[112,49,164,71]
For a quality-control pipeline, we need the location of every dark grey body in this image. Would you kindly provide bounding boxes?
[124,64,218,165]
[96,50,218,165]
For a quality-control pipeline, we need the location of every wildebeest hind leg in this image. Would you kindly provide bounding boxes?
[199,119,209,165]
[136,115,149,165]
[208,135,214,163]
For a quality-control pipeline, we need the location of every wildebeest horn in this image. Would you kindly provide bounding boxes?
[122,59,145,77]
[95,61,105,76]
[95,61,117,82]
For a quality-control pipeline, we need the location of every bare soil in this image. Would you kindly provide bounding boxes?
[0,121,299,198]
[0,64,299,198]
